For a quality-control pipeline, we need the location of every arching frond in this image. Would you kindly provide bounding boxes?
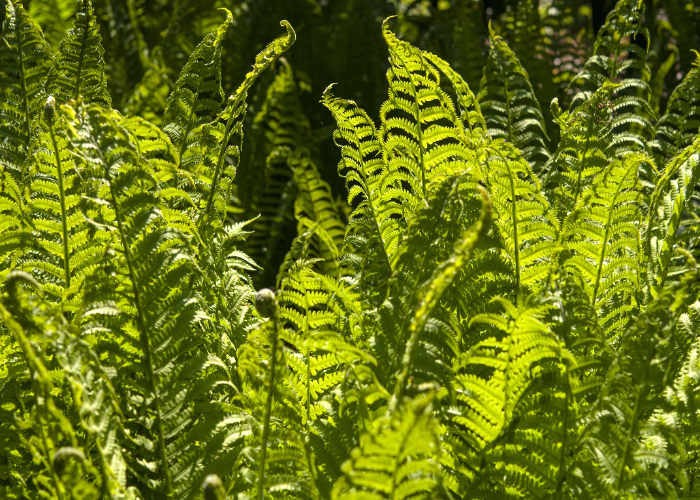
[162,9,232,157]
[194,21,296,241]
[381,20,473,207]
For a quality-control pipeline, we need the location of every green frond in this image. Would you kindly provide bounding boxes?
[19,98,108,304]
[0,0,53,181]
[332,393,445,500]
[644,137,700,297]
[651,52,700,163]
[290,148,346,277]
[571,0,655,160]
[46,0,110,107]
[478,25,550,171]
[381,20,474,203]
[71,103,236,499]
[371,176,489,402]
[0,272,125,499]
[447,296,568,495]
[562,151,652,338]
[162,9,232,157]
[238,291,319,499]
[583,286,692,498]
[194,21,296,241]
[321,87,393,302]
[544,83,616,218]
[483,140,559,296]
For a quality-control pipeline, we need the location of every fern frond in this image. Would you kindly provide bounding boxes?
[544,83,616,219]
[0,0,53,181]
[644,137,700,297]
[651,51,700,164]
[19,98,107,304]
[194,21,296,240]
[46,0,110,107]
[321,87,393,302]
[583,286,691,498]
[72,104,238,499]
[332,393,445,500]
[446,296,567,495]
[562,152,652,338]
[290,148,346,277]
[478,25,550,171]
[381,20,474,205]
[162,8,232,157]
[238,290,319,499]
[483,140,559,296]
[0,272,123,499]
[571,0,655,159]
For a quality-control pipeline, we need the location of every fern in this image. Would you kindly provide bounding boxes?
[0,0,53,182]
[478,25,550,171]
[562,152,652,338]
[570,0,655,159]
[19,98,107,304]
[651,51,700,163]
[46,0,111,107]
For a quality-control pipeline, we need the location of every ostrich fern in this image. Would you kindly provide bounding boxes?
[4,1,700,499]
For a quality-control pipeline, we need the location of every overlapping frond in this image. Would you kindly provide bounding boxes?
[72,104,237,499]
[562,152,651,338]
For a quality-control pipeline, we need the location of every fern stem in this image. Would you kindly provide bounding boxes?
[71,3,89,102]
[257,312,281,500]
[48,122,71,290]
[201,103,237,230]
[94,134,174,497]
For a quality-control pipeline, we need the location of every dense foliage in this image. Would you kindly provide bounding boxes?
[3,0,700,498]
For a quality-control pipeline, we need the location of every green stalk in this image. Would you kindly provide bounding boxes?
[257,310,281,500]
